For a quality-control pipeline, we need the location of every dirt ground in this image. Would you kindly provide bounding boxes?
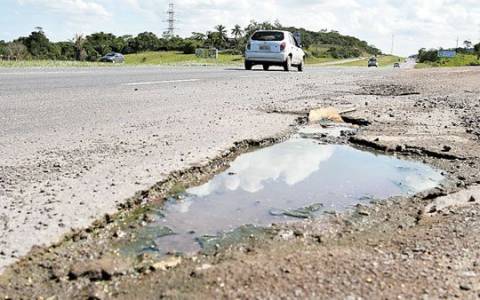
[1,67,480,299]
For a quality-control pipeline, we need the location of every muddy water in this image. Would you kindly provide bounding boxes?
[122,136,444,256]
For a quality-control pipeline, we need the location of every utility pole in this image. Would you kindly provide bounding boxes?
[391,34,395,55]
[478,24,480,44]
[456,36,459,48]
[164,1,176,38]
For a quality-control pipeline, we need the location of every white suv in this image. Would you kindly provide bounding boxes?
[245,30,305,72]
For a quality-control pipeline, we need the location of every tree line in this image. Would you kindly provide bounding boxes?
[417,40,480,64]
[0,21,381,61]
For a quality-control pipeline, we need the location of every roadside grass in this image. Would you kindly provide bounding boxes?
[127,51,344,65]
[334,55,403,67]
[0,51,400,68]
[124,51,243,65]
[305,56,339,64]
[415,54,480,69]
[0,51,244,68]
[0,60,107,68]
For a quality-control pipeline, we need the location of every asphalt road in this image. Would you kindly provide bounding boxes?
[0,65,395,271]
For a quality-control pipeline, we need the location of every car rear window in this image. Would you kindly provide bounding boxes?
[251,31,284,41]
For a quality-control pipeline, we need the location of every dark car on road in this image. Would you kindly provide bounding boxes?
[368,57,378,68]
[99,53,125,63]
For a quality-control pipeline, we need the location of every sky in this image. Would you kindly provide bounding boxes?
[1,0,480,56]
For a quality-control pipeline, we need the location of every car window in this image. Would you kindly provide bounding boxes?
[251,31,284,41]
[292,35,301,47]
[290,34,298,47]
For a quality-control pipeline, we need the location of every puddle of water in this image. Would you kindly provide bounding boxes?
[121,137,444,256]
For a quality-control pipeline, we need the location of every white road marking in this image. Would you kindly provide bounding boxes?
[123,79,200,86]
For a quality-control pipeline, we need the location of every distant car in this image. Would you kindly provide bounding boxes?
[99,53,124,63]
[394,63,400,68]
[368,57,379,68]
[244,30,305,72]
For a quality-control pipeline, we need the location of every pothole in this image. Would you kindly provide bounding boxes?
[117,127,445,257]
[356,84,420,96]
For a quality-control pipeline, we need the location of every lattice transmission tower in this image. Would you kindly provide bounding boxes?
[164,2,176,38]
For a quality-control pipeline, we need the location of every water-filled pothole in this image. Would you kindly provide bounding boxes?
[120,134,444,256]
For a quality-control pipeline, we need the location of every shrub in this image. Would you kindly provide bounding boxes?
[310,48,324,58]
[6,42,30,59]
[417,48,439,63]
[475,43,480,60]
[182,40,198,54]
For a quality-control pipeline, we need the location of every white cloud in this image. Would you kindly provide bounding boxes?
[15,0,112,37]
[18,0,111,17]
[188,139,335,196]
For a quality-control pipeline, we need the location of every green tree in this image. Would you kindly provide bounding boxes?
[190,32,206,41]
[133,32,160,52]
[464,40,472,49]
[84,32,119,59]
[215,25,228,40]
[55,42,75,60]
[474,43,480,60]
[231,25,244,49]
[231,25,243,39]
[163,36,184,51]
[417,48,438,63]
[0,40,7,56]
[182,39,201,54]
[204,31,220,49]
[211,25,228,48]
[24,28,56,59]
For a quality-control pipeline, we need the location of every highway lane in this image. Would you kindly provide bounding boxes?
[0,65,393,271]
[0,66,274,92]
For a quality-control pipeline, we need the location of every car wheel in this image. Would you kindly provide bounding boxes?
[263,64,270,71]
[297,58,305,72]
[283,56,292,72]
[245,60,253,70]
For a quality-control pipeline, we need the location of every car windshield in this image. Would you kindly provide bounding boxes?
[106,53,115,57]
[251,31,284,41]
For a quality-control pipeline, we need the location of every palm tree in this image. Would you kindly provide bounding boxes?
[214,25,228,41]
[73,34,86,61]
[190,32,206,41]
[231,25,243,39]
[464,40,472,49]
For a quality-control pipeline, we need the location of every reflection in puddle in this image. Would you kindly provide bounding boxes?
[122,137,444,256]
